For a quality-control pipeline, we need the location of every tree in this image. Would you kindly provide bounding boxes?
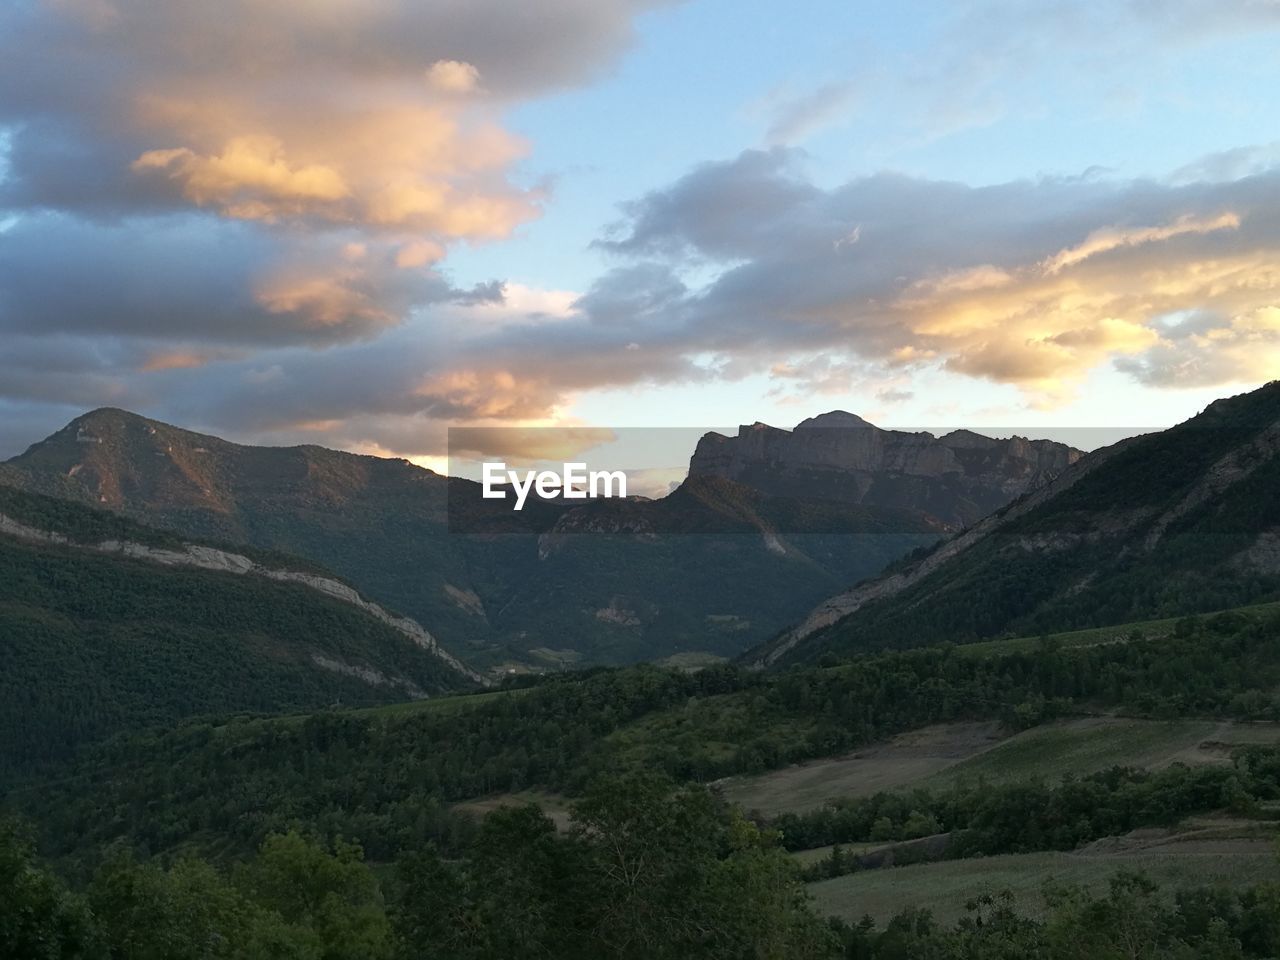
[235,831,392,960]
[0,820,98,960]
[88,850,320,960]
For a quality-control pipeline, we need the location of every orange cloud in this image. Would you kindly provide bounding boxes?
[255,272,390,331]
[133,136,350,221]
[883,216,1261,403]
[131,104,537,236]
[414,369,559,420]
[395,241,446,269]
[142,349,214,371]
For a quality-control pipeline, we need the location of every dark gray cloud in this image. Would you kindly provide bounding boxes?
[0,214,476,345]
[0,0,670,221]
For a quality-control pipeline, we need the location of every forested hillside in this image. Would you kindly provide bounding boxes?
[6,608,1280,958]
[10,605,1280,867]
[0,485,472,779]
[756,382,1280,666]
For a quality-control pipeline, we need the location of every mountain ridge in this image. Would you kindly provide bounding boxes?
[688,413,1081,529]
[751,381,1280,667]
[0,504,483,685]
[0,409,947,668]
[2,406,1087,670]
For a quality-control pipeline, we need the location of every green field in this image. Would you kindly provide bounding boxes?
[355,686,521,717]
[452,790,574,830]
[808,839,1280,925]
[724,717,1280,817]
[720,721,1005,816]
[658,651,731,671]
[924,717,1280,790]
[791,842,893,866]
[920,717,1280,789]
[959,601,1280,658]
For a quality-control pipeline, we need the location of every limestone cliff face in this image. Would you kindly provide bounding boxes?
[687,412,1081,529]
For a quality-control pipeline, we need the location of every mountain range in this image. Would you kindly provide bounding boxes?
[1,408,1079,671]
[9,382,1280,954]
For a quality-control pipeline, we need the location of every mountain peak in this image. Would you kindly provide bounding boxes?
[65,406,174,433]
[795,411,877,430]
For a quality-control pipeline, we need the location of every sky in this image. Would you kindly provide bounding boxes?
[3,0,1280,471]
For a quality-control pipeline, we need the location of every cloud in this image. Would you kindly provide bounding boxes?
[819,1,1280,148]
[0,0,669,346]
[426,60,482,95]
[582,148,1280,405]
[132,137,352,221]
[8,137,1280,461]
[762,81,860,146]
[0,0,683,458]
[1040,212,1240,274]
[0,214,467,345]
[1117,307,1280,387]
[141,349,232,372]
[876,388,914,404]
[4,0,1280,462]
[1171,143,1280,184]
[448,426,618,464]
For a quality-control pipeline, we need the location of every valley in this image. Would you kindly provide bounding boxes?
[9,4,1280,955]
[6,384,1280,958]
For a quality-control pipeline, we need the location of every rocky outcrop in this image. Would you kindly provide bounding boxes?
[0,512,486,686]
[309,654,427,698]
[594,597,642,626]
[689,413,1081,529]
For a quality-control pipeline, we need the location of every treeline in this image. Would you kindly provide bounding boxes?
[12,611,1280,868]
[785,747,1280,880]
[7,798,1280,960]
[1,776,837,960]
[627,609,1280,782]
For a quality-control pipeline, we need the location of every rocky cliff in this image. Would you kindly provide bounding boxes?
[688,412,1081,529]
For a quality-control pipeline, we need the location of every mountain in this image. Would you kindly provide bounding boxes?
[0,483,477,780]
[689,413,1081,529]
[0,409,947,670]
[752,381,1280,667]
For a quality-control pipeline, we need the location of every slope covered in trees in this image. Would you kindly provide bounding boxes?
[9,607,1280,867]
[0,485,472,780]
[755,382,1280,667]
